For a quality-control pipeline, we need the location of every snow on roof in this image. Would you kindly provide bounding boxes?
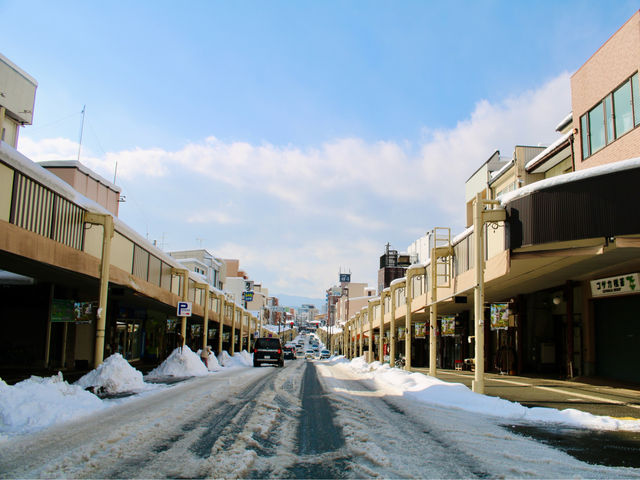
[555,112,573,132]
[390,277,406,286]
[452,225,474,246]
[488,159,514,183]
[502,157,640,205]
[408,262,428,271]
[524,130,573,171]
[0,143,230,299]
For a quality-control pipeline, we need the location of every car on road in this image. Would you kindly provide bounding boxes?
[283,345,296,360]
[305,350,315,359]
[319,349,330,359]
[253,337,284,367]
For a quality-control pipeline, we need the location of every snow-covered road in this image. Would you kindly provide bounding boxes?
[2,357,640,478]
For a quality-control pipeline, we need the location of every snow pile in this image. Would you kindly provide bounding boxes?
[197,349,221,371]
[218,350,233,367]
[75,353,148,395]
[335,357,640,432]
[146,346,208,379]
[235,350,253,366]
[218,350,253,368]
[0,373,105,440]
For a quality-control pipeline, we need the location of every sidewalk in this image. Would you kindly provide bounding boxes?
[411,368,640,420]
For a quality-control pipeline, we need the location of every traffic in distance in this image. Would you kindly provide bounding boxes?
[252,332,331,367]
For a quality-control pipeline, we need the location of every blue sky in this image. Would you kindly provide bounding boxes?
[2,1,638,298]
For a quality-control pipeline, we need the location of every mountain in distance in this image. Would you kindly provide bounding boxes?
[273,293,325,310]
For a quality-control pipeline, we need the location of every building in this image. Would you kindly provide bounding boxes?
[343,12,640,385]
[169,249,225,291]
[0,53,37,149]
[0,54,262,379]
[377,243,411,294]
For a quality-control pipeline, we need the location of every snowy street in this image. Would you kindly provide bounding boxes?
[2,353,640,478]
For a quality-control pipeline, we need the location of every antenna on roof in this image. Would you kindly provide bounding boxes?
[77,105,86,162]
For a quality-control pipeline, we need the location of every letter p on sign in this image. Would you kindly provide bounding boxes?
[177,301,192,317]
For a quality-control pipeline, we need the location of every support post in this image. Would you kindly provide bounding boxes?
[378,293,385,363]
[430,259,438,377]
[196,283,210,354]
[238,310,246,352]
[218,294,225,355]
[473,193,485,394]
[390,284,397,366]
[405,277,412,371]
[180,270,189,349]
[230,301,236,355]
[367,302,374,362]
[358,313,363,357]
[85,213,114,368]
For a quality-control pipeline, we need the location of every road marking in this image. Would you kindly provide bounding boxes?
[533,385,640,409]
[437,372,640,410]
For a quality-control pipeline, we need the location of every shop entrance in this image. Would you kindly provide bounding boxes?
[594,295,640,383]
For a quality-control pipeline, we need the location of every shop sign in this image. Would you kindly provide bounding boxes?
[591,273,639,297]
[441,315,456,336]
[51,299,95,323]
[415,322,426,338]
[397,326,406,340]
[490,303,509,330]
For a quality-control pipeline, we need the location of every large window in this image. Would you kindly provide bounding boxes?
[581,72,640,159]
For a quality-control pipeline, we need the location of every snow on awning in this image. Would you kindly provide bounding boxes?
[524,131,573,172]
[502,157,640,205]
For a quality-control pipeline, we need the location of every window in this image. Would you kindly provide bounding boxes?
[633,73,640,127]
[580,72,640,160]
[604,95,614,145]
[581,115,589,160]
[588,102,605,154]
[613,80,633,137]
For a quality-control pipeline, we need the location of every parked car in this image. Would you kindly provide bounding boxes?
[253,337,284,367]
[283,345,296,360]
[319,349,331,359]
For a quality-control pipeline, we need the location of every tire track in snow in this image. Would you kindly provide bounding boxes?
[315,363,490,478]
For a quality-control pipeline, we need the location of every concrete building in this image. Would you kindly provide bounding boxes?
[170,249,225,291]
[0,53,37,149]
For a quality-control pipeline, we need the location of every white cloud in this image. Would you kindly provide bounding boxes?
[186,210,241,225]
[18,73,572,296]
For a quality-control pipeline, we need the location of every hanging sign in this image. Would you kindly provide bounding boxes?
[490,303,509,330]
[591,273,639,297]
[397,326,406,340]
[415,322,426,338]
[441,315,456,336]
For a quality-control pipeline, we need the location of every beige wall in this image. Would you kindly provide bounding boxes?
[44,166,120,216]
[83,223,104,258]
[111,232,134,273]
[1,116,19,148]
[546,156,573,178]
[571,11,640,169]
[0,162,14,221]
[224,259,240,277]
